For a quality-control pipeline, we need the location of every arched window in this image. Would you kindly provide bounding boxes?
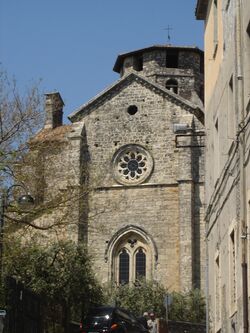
[119,249,129,284]
[135,248,146,279]
[166,79,178,94]
[109,229,156,285]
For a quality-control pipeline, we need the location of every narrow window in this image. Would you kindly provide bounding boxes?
[134,56,143,71]
[166,79,178,94]
[166,50,179,68]
[135,248,146,279]
[119,249,129,284]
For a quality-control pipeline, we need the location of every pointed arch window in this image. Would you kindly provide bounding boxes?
[166,79,178,94]
[110,230,155,285]
[135,248,146,279]
[111,232,155,285]
[119,249,130,284]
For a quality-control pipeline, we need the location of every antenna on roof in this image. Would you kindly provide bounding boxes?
[164,25,173,43]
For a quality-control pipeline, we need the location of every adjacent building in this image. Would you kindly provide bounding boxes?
[196,0,250,331]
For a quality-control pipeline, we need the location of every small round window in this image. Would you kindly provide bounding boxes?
[127,105,138,115]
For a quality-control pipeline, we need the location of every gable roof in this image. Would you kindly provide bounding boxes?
[68,72,204,124]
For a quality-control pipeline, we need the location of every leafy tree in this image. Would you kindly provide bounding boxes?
[103,281,206,324]
[103,279,167,318]
[2,238,103,321]
[185,289,206,323]
[168,289,206,323]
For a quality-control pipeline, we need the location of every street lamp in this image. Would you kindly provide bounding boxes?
[0,184,35,278]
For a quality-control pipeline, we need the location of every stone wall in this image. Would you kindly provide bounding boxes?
[88,185,180,288]
[80,78,205,290]
[120,48,203,101]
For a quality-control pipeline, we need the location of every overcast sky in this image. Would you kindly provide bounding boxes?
[0,0,204,122]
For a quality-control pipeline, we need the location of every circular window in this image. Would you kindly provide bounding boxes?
[112,144,153,185]
[127,105,138,115]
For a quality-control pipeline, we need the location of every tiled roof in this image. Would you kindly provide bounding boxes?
[31,125,72,143]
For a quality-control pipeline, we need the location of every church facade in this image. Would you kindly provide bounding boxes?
[33,45,205,292]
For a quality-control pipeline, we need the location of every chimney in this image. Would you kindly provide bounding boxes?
[44,92,64,129]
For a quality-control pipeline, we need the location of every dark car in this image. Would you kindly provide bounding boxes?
[80,306,148,333]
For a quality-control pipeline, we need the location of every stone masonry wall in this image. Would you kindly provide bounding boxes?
[25,123,85,243]
[121,49,203,101]
[80,79,205,290]
[82,80,197,187]
[88,185,180,290]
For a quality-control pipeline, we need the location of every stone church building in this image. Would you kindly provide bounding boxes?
[31,45,205,292]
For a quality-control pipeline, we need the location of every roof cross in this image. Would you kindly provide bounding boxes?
[164,25,173,43]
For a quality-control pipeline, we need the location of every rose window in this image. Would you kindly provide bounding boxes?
[112,144,153,185]
[119,151,146,178]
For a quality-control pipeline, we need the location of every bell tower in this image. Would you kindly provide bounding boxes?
[113,45,204,103]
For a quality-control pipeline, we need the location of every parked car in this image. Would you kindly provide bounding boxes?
[80,306,148,333]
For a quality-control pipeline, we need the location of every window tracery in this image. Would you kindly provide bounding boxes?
[135,248,146,279]
[119,248,130,284]
[112,144,153,185]
[112,234,151,285]
[106,227,157,286]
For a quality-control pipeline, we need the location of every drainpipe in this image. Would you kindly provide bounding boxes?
[236,0,248,331]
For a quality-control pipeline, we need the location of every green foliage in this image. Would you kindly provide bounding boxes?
[168,289,206,323]
[103,281,205,324]
[103,279,167,318]
[0,235,206,325]
[2,239,103,320]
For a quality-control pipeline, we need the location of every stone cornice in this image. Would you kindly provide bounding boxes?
[94,181,204,191]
